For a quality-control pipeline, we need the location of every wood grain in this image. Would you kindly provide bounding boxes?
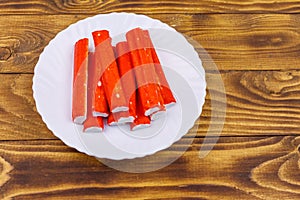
[0,74,53,140]
[0,136,299,199]
[1,0,300,14]
[203,70,300,136]
[1,0,299,199]
[1,14,300,73]
[1,71,300,140]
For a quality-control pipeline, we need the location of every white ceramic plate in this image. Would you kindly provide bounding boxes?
[33,13,206,160]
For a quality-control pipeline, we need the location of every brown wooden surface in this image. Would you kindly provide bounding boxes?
[1,0,300,14]
[1,0,300,199]
[2,14,300,73]
[0,137,300,199]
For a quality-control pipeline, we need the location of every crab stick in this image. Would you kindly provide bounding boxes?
[142,30,176,107]
[83,52,104,132]
[126,28,164,116]
[72,38,88,124]
[90,40,109,117]
[115,41,137,120]
[92,30,128,113]
[130,93,151,131]
[107,111,134,126]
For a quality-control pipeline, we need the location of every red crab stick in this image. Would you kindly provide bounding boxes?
[106,42,138,126]
[72,38,88,124]
[130,93,151,131]
[92,30,128,113]
[107,111,134,126]
[83,52,104,132]
[91,39,109,117]
[115,41,137,120]
[126,28,164,116]
[92,75,109,117]
[142,30,176,107]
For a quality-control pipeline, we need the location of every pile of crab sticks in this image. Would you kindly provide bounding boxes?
[72,27,176,132]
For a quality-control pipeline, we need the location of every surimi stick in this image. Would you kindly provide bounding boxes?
[130,93,151,131]
[107,111,134,126]
[91,30,110,116]
[107,113,118,126]
[142,30,176,107]
[72,38,88,124]
[106,42,137,125]
[91,41,109,117]
[115,41,137,120]
[83,52,104,132]
[92,30,128,113]
[92,79,109,117]
[134,28,165,114]
[126,28,165,116]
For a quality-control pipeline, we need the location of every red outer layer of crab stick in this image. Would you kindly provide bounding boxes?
[83,52,104,132]
[92,30,128,113]
[126,28,164,116]
[115,41,137,119]
[107,111,134,126]
[142,30,176,107]
[107,113,118,126]
[92,79,109,117]
[72,38,88,124]
[89,46,109,117]
[130,93,151,131]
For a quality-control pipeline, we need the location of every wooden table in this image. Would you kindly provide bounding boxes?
[1,1,300,199]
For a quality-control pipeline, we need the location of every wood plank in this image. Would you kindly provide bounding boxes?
[0,136,299,199]
[0,14,300,73]
[1,71,300,141]
[203,70,300,136]
[1,0,300,14]
[0,74,53,140]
